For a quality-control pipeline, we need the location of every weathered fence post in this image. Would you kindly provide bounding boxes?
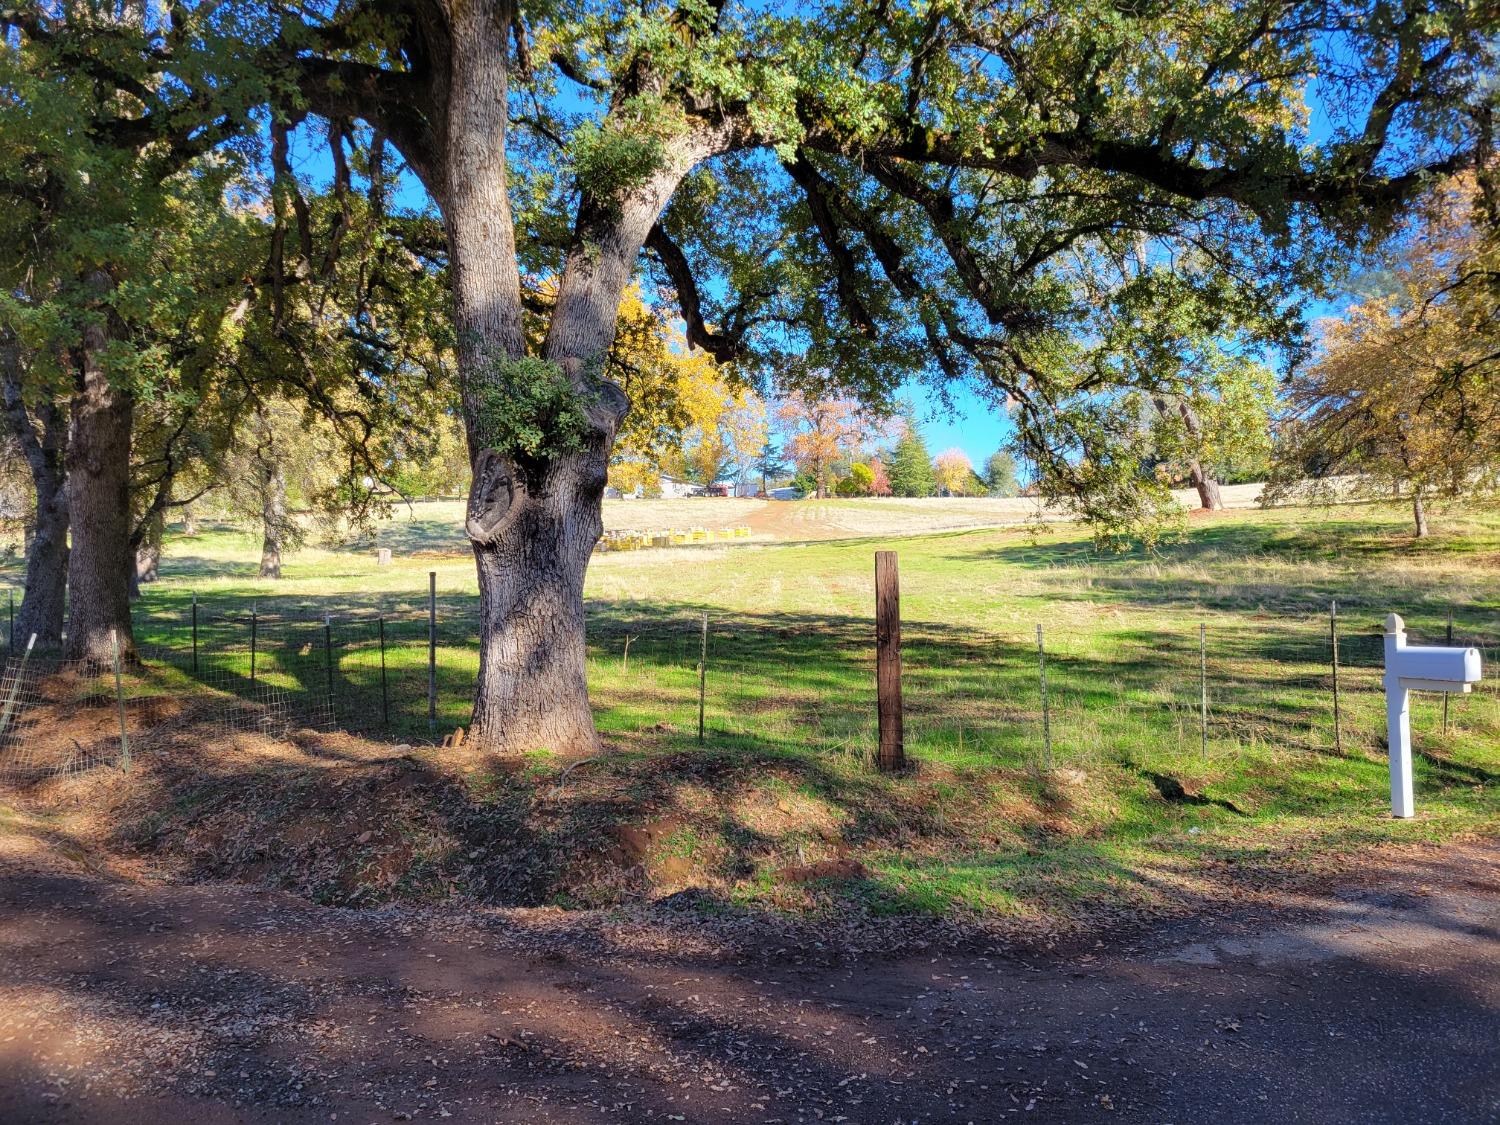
[875,550,904,771]
[1199,622,1208,761]
[1036,623,1052,771]
[427,571,437,733]
[1330,600,1342,755]
[191,592,199,675]
[7,589,12,650]
[111,628,130,772]
[697,612,708,746]
[622,633,635,672]
[378,615,389,727]
[250,604,258,683]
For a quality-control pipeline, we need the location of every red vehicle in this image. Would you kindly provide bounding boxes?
[704,483,731,497]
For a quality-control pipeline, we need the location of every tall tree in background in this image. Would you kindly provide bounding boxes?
[1146,352,1276,512]
[754,440,788,495]
[1267,178,1500,538]
[888,414,936,498]
[607,288,760,492]
[933,448,978,496]
[0,6,265,659]
[777,393,864,498]
[0,338,67,646]
[984,451,1020,498]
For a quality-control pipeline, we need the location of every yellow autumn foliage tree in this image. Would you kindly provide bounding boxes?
[607,287,765,493]
[1267,176,1500,537]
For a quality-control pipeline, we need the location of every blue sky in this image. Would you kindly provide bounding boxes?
[903,384,1009,465]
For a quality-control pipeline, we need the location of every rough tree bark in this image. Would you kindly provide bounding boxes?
[259,460,287,579]
[132,509,163,595]
[65,274,136,662]
[429,0,705,754]
[0,339,69,649]
[460,147,697,753]
[293,0,731,753]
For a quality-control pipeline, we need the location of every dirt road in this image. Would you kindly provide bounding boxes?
[2,842,1496,1124]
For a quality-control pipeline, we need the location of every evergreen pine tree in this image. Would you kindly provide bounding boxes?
[888,415,937,497]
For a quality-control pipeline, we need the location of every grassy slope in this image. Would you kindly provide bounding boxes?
[4,499,1496,923]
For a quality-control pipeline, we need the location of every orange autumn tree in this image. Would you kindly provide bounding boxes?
[776,393,866,498]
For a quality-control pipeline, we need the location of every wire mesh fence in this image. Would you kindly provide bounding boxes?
[0,641,139,782]
[1,579,1495,788]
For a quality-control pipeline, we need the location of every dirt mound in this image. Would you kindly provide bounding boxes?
[3,708,986,913]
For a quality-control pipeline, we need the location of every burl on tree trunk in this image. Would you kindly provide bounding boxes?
[464,406,622,755]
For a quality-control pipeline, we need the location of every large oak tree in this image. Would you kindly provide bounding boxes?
[259,0,1496,754]
[12,1,1495,748]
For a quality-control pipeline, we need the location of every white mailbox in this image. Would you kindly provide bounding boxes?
[1383,613,1483,818]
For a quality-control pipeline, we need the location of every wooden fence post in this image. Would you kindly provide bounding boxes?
[1036,623,1051,771]
[875,550,904,771]
[1199,622,1208,761]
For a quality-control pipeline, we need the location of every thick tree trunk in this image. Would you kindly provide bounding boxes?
[132,509,163,594]
[1188,462,1223,511]
[259,462,287,579]
[465,447,612,753]
[1,341,68,649]
[1152,395,1224,511]
[1412,487,1430,538]
[436,0,702,755]
[65,278,136,663]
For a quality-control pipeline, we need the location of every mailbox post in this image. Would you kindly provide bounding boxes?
[1382,613,1482,818]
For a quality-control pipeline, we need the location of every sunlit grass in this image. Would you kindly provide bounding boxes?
[4,497,1495,918]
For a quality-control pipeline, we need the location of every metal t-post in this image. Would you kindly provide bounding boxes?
[112,628,130,772]
[427,572,437,733]
[378,615,389,727]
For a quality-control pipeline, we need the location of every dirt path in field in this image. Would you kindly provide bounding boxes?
[735,484,1276,544]
[1,840,1496,1124]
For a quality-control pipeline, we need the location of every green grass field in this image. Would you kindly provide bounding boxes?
[5,498,1496,922]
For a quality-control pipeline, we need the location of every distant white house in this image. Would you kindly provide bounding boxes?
[659,475,704,499]
[768,486,801,501]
